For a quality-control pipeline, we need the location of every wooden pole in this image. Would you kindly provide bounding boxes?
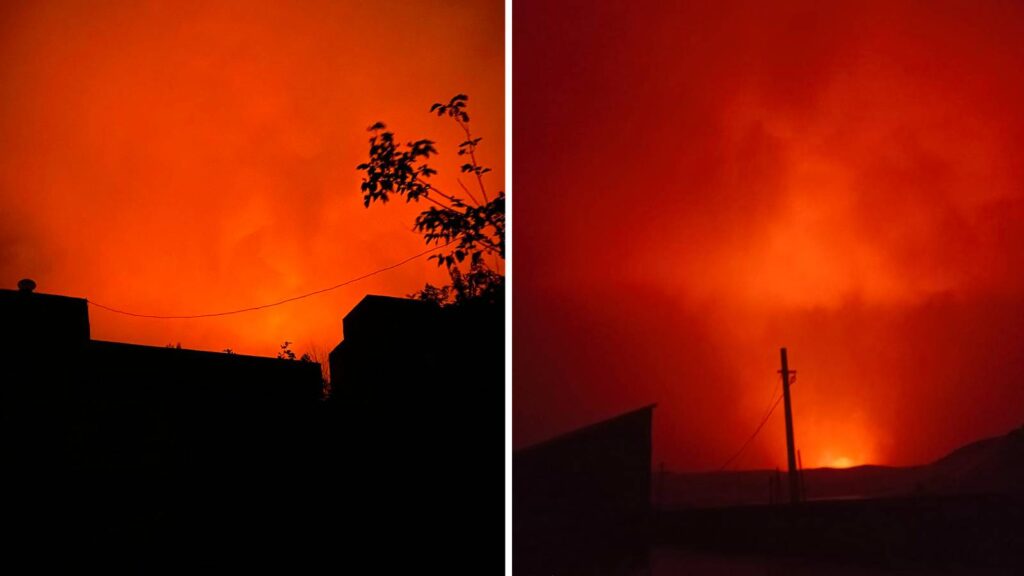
[781,347,800,504]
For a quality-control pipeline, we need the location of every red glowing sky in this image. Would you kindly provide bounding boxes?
[0,1,504,360]
[514,0,1024,470]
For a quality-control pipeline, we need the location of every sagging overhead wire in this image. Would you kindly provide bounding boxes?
[718,389,784,472]
[87,241,452,319]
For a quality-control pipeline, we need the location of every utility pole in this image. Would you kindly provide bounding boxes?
[780,347,800,504]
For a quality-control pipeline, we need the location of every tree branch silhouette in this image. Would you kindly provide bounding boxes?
[357,94,504,306]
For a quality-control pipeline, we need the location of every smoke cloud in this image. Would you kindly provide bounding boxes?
[514,0,1024,469]
[0,1,504,357]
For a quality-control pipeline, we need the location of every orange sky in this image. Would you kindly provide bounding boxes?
[0,1,504,360]
[515,0,1024,470]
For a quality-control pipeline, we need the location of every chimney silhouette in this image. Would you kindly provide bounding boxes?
[2,282,90,343]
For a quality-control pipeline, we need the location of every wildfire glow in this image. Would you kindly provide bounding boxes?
[0,1,504,358]
[829,457,854,469]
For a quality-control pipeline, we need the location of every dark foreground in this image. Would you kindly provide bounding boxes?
[2,289,504,572]
[653,494,1024,575]
[646,548,978,576]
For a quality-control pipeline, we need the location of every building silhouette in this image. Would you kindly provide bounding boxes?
[324,294,505,571]
[1,285,503,571]
[514,405,655,576]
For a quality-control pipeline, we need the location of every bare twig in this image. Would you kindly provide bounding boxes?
[455,118,489,203]
[457,178,481,207]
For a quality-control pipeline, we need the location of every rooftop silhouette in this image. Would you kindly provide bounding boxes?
[1,283,503,571]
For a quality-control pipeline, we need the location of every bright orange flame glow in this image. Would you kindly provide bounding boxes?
[829,457,854,469]
[0,1,504,358]
[514,0,1024,472]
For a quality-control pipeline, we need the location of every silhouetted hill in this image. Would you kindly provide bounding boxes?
[924,424,1024,495]
[660,424,1024,508]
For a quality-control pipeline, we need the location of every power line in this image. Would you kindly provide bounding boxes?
[87,242,451,319]
[718,390,784,472]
